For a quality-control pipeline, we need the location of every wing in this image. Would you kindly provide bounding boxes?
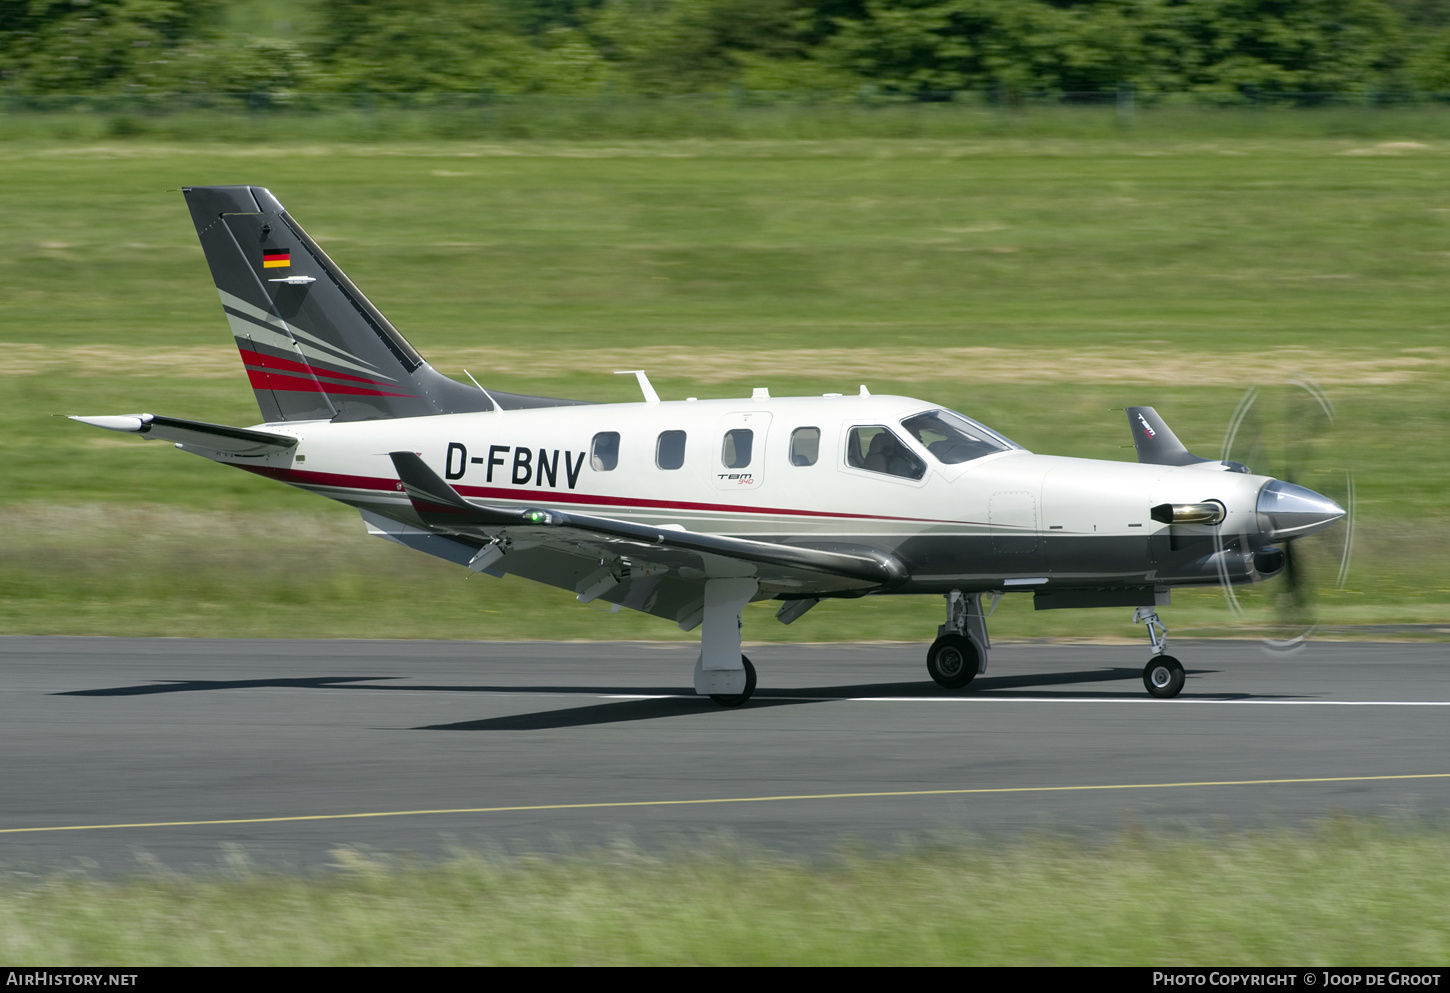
[382,452,907,629]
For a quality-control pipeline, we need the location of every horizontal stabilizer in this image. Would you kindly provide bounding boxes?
[70,413,297,457]
[388,451,906,588]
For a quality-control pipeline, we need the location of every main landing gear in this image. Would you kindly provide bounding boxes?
[693,578,759,707]
[1134,606,1185,699]
[926,590,991,689]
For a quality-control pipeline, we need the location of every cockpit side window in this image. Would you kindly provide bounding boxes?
[900,409,1013,464]
[845,425,925,480]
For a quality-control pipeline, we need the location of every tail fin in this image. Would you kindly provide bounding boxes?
[182,185,585,422]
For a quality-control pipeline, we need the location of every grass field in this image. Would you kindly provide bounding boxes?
[2,822,1448,965]
[2,135,1447,641]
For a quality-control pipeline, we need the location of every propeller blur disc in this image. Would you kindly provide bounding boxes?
[1215,380,1356,652]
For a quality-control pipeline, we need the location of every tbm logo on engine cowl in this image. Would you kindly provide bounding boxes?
[445,443,585,489]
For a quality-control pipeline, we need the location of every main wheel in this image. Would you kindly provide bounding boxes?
[709,654,757,707]
[926,634,979,689]
[1143,654,1185,698]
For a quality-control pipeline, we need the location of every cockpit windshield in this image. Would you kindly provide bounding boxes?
[900,408,1020,465]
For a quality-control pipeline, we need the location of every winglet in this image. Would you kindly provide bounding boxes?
[390,452,565,531]
[388,452,501,524]
[1125,406,1212,467]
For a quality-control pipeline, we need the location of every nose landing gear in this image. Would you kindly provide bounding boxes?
[1134,606,1185,698]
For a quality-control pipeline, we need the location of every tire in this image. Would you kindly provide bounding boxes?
[1143,654,1185,698]
[710,654,757,707]
[926,634,979,689]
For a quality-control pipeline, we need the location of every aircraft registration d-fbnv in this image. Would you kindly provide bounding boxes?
[73,186,1348,705]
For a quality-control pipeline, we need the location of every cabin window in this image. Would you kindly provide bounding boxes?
[656,430,686,470]
[721,429,753,469]
[845,425,925,480]
[789,427,820,466]
[591,431,620,471]
[900,409,1012,464]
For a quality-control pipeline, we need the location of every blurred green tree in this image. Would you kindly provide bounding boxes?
[0,0,1424,100]
[157,37,320,99]
[1167,0,1403,100]
[589,0,818,93]
[0,0,223,92]
[812,0,1404,98]
[495,0,609,35]
[1385,0,1450,92]
[311,0,542,93]
[813,0,1171,94]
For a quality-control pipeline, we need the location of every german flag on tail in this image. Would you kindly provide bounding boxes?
[262,248,290,269]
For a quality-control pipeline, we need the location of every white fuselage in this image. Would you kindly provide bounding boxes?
[224,392,1273,594]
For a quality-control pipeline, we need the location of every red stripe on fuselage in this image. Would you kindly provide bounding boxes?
[237,466,980,525]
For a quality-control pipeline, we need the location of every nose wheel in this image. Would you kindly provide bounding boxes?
[1142,654,1185,698]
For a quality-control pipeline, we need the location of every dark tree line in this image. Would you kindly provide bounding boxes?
[3,0,1450,98]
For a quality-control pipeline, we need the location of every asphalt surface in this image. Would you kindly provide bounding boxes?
[1,636,1447,873]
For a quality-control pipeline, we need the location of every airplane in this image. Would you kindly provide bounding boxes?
[71,185,1349,705]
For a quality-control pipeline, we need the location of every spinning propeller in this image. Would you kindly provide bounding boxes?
[1214,381,1356,652]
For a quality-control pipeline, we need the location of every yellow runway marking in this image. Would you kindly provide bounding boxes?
[3,773,1449,835]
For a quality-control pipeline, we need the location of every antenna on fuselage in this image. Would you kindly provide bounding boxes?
[615,370,662,404]
[463,370,504,415]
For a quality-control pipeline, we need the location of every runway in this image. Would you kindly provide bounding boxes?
[1,636,1447,873]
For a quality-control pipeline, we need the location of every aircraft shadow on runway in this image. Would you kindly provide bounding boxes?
[57,675,404,696]
[56,666,1306,733]
[415,695,809,730]
[55,666,1201,700]
[411,668,1271,732]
